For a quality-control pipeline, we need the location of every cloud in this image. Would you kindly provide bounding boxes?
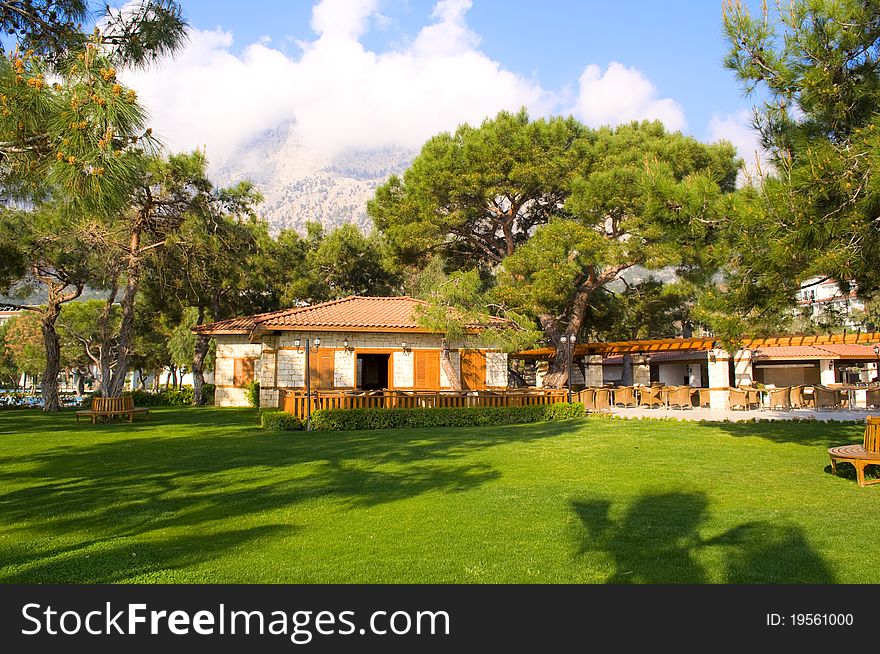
[708,110,769,180]
[122,0,554,167]
[572,62,686,131]
[121,1,684,170]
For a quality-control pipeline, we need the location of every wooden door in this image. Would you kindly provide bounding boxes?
[460,350,486,390]
[413,350,440,389]
[310,350,335,389]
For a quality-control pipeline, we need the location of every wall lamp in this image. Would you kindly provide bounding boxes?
[343,337,353,351]
[401,342,411,353]
[293,336,320,350]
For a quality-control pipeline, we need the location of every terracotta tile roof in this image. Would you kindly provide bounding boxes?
[194,296,508,335]
[755,344,880,360]
[814,344,880,359]
[603,351,708,365]
[754,346,831,359]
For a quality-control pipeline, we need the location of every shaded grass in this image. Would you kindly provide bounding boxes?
[0,407,875,583]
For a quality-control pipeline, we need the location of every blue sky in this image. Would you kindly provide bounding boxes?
[121,0,767,168]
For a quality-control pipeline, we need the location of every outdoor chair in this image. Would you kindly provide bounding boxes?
[638,385,664,408]
[667,385,693,409]
[767,387,791,410]
[813,386,841,410]
[727,387,750,410]
[789,385,807,409]
[578,388,596,411]
[613,386,637,408]
[697,388,711,408]
[593,388,613,411]
[743,387,761,409]
[829,416,880,486]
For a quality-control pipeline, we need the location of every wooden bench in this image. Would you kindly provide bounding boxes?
[828,416,880,487]
[76,396,149,424]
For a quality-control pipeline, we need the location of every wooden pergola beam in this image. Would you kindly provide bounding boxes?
[513,332,880,360]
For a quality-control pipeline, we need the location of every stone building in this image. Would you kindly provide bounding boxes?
[194,296,510,408]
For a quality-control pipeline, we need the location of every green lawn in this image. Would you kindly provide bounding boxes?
[0,407,876,583]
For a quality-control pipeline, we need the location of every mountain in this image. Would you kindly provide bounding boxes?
[213,121,415,234]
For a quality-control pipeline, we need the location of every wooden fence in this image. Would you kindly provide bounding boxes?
[280,389,569,420]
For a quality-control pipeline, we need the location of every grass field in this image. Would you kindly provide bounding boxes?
[0,407,877,584]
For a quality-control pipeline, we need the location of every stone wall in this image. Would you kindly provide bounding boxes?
[393,350,413,388]
[334,350,355,387]
[486,352,508,387]
[214,336,262,407]
[212,330,508,407]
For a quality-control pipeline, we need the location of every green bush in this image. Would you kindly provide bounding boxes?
[129,388,194,407]
[247,381,260,408]
[260,410,302,431]
[202,383,215,405]
[310,402,585,432]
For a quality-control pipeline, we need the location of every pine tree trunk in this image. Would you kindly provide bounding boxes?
[40,297,62,412]
[540,288,592,389]
[620,353,633,386]
[440,338,461,390]
[192,335,209,406]
[106,226,143,398]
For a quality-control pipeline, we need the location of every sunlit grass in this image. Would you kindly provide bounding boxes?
[0,407,874,583]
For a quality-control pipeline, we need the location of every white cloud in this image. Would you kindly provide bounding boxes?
[572,62,686,131]
[708,110,769,180]
[121,0,558,167]
[121,1,685,171]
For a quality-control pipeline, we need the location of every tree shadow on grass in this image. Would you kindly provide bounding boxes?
[572,492,835,584]
[709,419,864,449]
[0,410,573,579]
[0,524,294,583]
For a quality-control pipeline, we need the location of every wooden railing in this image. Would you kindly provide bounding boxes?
[280,389,569,420]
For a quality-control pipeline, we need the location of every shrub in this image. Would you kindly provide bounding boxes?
[310,402,585,432]
[261,410,302,431]
[202,383,216,405]
[247,381,260,408]
[129,388,194,407]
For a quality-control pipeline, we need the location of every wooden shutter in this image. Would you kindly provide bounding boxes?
[233,358,255,386]
[310,350,335,389]
[460,350,486,390]
[413,350,440,389]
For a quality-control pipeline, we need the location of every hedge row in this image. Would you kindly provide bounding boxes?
[128,384,215,407]
[260,410,303,431]
[308,402,585,432]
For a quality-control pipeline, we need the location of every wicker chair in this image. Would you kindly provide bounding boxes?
[767,387,791,410]
[578,388,596,411]
[697,388,712,408]
[789,385,807,409]
[613,386,637,408]
[638,385,664,408]
[667,385,693,409]
[728,387,750,410]
[813,386,842,410]
[594,388,613,410]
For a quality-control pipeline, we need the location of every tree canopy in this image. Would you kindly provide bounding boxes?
[705,0,880,338]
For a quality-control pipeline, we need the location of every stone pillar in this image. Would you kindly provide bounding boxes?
[819,359,836,385]
[633,354,651,386]
[584,355,603,387]
[259,335,279,408]
[708,348,731,410]
[733,349,754,386]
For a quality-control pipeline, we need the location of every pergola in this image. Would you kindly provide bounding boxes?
[514,332,880,360]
